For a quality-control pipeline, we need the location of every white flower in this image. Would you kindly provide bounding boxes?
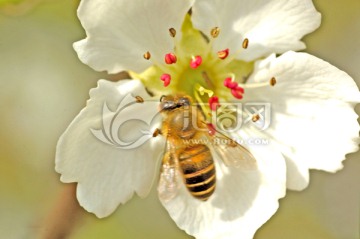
[55,0,360,238]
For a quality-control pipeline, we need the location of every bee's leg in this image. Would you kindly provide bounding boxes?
[152,128,162,137]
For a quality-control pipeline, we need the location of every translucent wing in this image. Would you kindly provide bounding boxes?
[212,140,257,170]
[205,125,257,170]
[157,141,180,202]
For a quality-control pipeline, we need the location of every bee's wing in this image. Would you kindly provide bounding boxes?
[205,128,257,170]
[157,141,180,202]
[212,139,257,170]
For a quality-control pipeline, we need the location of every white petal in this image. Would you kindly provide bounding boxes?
[74,0,193,73]
[192,0,321,61]
[159,143,286,239]
[55,79,165,218]
[244,51,360,190]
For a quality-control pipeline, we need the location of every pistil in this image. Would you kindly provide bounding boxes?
[136,20,263,107]
[194,84,214,119]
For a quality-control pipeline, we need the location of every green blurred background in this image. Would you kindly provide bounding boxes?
[0,0,359,238]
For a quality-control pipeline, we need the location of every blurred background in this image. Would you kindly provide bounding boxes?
[0,0,359,238]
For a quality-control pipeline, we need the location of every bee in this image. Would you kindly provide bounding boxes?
[157,95,257,202]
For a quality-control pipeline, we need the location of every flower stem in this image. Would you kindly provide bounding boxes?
[38,183,82,239]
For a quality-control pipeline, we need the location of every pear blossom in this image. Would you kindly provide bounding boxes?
[55,0,360,238]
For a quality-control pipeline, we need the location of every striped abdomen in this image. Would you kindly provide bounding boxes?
[178,144,216,201]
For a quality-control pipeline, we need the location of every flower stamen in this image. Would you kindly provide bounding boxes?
[224,76,238,89]
[222,75,246,99]
[217,48,229,60]
[165,53,177,64]
[231,85,244,99]
[142,50,170,73]
[210,27,220,38]
[242,38,249,49]
[208,96,220,111]
[169,28,176,38]
[204,26,221,58]
[143,51,151,60]
[218,37,250,67]
[134,96,144,103]
[252,114,260,122]
[190,55,203,69]
[160,73,171,87]
[241,77,277,89]
[270,77,277,86]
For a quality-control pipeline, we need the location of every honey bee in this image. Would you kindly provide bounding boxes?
[157,95,257,202]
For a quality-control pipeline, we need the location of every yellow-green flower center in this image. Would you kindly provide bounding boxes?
[130,15,254,112]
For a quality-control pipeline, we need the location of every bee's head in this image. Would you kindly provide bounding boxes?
[159,95,191,112]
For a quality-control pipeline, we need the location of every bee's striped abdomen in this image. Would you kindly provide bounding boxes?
[178,144,216,201]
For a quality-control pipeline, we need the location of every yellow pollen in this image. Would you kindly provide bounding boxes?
[210,27,220,38]
[270,77,277,86]
[242,38,249,49]
[143,51,151,60]
[169,28,176,38]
